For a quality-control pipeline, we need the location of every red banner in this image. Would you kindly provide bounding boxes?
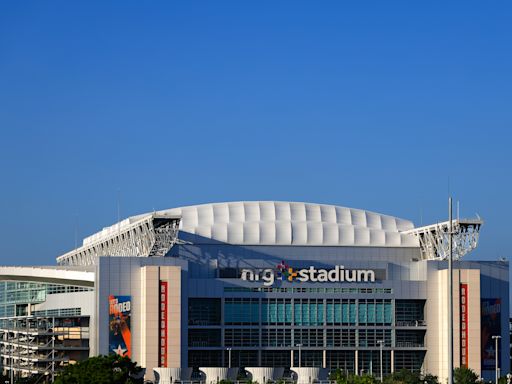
[159,281,168,367]
[460,284,468,367]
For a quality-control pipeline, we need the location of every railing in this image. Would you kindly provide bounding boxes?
[395,320,426,327]
[395,341,425,348]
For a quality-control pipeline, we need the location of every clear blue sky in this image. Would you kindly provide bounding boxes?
[0,1,510,265]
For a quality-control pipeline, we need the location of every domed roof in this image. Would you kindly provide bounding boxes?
[161,201,417,247]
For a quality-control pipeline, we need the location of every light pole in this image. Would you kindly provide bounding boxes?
[377,340,384,382]
[297,344,302,368]
[448,197,454,384]
[492,335,501,384]
[227,347,232,368]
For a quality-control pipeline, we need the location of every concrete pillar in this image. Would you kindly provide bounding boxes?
[391,350,394,373]
[355,350,359,375]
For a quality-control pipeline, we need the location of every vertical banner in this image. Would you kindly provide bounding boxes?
[109,295,132,358]
[481,298,501,371]
[460,284,468,367]
[159,281,168,367]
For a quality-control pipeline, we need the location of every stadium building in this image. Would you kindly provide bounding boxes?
[0,201,508,383]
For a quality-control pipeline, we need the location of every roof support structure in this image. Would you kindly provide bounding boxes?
[401,219,483,260]
[56,214,180,266]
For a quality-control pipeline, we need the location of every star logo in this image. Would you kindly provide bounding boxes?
[113,344,127,356]
[287,267,298,281]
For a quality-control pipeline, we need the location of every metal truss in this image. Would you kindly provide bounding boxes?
[402,219,483,260]
[56,214,181,266]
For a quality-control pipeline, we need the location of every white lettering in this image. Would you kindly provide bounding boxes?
[239,265,378,286]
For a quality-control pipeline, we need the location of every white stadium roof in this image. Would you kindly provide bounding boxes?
[161,201,417,247]
[56,201,483,266]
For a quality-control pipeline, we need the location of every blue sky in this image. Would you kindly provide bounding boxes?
[0,1,510,265]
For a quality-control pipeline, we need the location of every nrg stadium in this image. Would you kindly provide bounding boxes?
[0,201,508,383]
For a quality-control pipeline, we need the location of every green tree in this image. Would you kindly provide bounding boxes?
[54,354,144,384]
[330,369,347,384]
[422,374,439,384]
[453,367,479,384]
[352,374,378,384]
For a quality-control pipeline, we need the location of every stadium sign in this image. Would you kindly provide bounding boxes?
[241,262,376,286]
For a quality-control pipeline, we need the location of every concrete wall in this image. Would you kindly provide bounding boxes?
[95,257,187,381]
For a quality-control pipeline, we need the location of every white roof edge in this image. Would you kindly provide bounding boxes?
[0,266,95,286]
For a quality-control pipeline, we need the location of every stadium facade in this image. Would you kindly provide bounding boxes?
[0,201,508,382]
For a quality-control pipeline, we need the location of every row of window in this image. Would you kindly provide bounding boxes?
[224,299,393,325]
[190,298,423,326]
[224,287,393,294]
[190,328,423,348]
[32,307,82,317]
[0,282,92,307]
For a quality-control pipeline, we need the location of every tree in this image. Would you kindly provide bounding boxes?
[329,369,346,384]
[383,369,421,384]
[422,374,440,384]
[54,354,144,384]
[352,374,378,384]
[454,367,479,384]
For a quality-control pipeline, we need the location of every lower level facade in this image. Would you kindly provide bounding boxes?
[92,245,509,382]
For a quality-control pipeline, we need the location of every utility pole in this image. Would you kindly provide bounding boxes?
[448,197,454,384]
[227,347,232,368]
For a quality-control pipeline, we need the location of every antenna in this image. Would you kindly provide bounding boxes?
[117,189,121,234]
[74,215,78,250]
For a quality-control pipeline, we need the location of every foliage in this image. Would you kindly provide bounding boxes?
[453,367,479,384]
[329,370,377,384]
[53,354,144,384]
[219,380,233,384]
[382,369,438,384]
[383,369,421,384]
[352,374,378,384]
[330,369,345,383]
[422,374,440,384]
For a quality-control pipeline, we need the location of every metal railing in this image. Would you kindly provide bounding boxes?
[395,320,426,327]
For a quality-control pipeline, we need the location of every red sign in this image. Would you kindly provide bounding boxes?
[159,281,168,367]
[460,284,468,367]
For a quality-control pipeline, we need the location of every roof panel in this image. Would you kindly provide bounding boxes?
[158,201,417,247]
